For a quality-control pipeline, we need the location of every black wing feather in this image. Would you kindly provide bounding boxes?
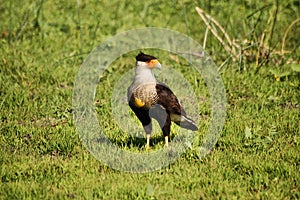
[155,83,187,116]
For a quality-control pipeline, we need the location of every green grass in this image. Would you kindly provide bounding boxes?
[1,0,299,199]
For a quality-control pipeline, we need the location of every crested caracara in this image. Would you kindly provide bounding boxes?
[127,52,198,148]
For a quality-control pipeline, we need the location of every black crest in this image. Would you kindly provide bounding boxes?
[136,52,157,62]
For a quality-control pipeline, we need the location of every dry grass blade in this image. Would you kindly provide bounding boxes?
[281,18,300,57]
[195,6,240,58]
[195,7,231,54]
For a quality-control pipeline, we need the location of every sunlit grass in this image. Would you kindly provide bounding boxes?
[0,0,299,199]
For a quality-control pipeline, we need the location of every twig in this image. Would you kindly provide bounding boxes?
[218,55,232,72]
[203,8,240,52]
[195,7,240,56]
[195,7,231,54]
[77,0,83,54]
[203,21,209,50]
[246,4,272,19]
[264,1,278,49]
[184,6,191,59]
[281,18,300,56]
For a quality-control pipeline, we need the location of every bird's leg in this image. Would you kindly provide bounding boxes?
[146,134,151,149]
[150,105,170,148]
[143,122,152,149]
[164,136,168,147]
[161,115,171,148]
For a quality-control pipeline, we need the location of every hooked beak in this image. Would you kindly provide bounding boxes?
[155,62,161,69]
[147,59,161,69]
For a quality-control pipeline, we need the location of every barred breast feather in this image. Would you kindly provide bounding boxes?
[133,83,158,109]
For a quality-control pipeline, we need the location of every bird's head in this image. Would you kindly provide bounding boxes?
[135,52,161,70]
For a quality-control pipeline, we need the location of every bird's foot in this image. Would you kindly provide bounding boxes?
[146,144,150,150]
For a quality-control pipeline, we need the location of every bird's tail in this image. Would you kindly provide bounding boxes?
[171,114,198,131]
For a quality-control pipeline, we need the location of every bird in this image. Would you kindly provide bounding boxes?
[127,52,198,149]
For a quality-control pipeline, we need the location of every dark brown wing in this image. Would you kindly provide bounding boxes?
[127,83,197,131]
[155,83,186,116]
[155,83,198,131]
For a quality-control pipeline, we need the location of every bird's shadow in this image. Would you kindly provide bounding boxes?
[107,133,177,150]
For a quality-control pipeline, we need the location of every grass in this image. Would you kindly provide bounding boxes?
[0,0,299,199]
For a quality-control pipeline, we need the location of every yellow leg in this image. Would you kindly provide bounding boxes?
[165,136,168,147]
[146,134,150,149]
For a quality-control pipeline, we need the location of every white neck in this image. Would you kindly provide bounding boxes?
[134,65,156,85]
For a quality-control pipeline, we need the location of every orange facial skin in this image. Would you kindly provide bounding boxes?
[146,59,159,68]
